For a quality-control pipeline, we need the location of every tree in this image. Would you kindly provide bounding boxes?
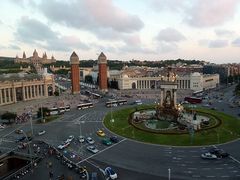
[37,107,50,118]
[54,91,60,96]
[85,75,93,84]
[1,112,17,124]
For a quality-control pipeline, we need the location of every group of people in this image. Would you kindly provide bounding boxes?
[15,112,31,124]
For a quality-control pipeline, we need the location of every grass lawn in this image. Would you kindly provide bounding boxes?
[104,105,240,146]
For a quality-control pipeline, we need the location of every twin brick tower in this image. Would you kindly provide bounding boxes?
[70,51,108,94]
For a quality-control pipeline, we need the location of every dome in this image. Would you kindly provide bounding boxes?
[192,72,201,76]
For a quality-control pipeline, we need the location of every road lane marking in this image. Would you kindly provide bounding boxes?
[230,156,240,164]
[76,138,126,165]
[206,176,215,178]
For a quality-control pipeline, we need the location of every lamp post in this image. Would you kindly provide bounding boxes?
[28,108,33,136]
[168,168,171,180]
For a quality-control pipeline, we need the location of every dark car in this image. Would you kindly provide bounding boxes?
[209,148,229,158]
[110,136,119,143]
[16,136,26,142]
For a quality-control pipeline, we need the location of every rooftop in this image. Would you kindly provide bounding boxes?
[0,73,42,82]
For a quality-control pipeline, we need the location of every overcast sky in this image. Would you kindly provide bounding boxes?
[0,0,240,63]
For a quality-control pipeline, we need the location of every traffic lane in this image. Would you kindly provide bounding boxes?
[92,140,240,179]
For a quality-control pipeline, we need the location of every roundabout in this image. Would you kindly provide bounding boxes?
[104,105,240,146]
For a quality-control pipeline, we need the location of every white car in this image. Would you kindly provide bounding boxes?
[0,124,5,129]
[57,144,65,150]
[105,167,117,179]
[38,130,46,136]
[66,135,74,143]
[87,146,99,154]
[201,152,217,159]
[79,136,85,143]
[86,137,95,144]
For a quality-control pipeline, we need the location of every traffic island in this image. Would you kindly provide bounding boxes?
[103,105,240,146]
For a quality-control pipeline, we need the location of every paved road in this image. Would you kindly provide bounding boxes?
[1,85,240,179]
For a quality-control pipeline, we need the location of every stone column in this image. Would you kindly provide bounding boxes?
[26,86,29,100]
[36,85,39,97]
[0,89,2,105]
[29,86,32,99]
[44,84,48,97]
[33,84,36,99]
[22,86,26,101]
[3,88,6,104]
[12,87,17,103]
[40,85,43,96]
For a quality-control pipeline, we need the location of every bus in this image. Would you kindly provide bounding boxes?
[65,105,71,112]
[193,90,203,97]
[117,99,128,105]
[85,90,102,99]
[77,103,94,110]
[49,107,59,115]
[184,97,202,104]
[105,99,127,107]
[105,100,118,107]
[59,107,66,114]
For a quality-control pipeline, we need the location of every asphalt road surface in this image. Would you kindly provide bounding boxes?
[1,85,240,179]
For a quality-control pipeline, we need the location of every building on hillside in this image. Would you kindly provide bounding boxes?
[15,50,56,65]
[0,70,55,106]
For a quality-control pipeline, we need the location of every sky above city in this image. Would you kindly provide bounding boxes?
[0,0,240,63]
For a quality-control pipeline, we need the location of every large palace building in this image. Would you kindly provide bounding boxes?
[0,70,55,106]
[109,66,219,92]
[15,49,56,65]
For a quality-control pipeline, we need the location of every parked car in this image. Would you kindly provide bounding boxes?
[87,146,99,154]
[105,167,117,179]
[86,137,95,144]
[208,148,229,158]
[97,130,106,137]
[58,144,65,150]
[201,152,217,159]
[38,130,46,136]
[110,136,119,143]
[15,136,26,143]
[79,136,85,143]
[102,138,112,146]
[15,129,23,134]
[0,124,5,129]
[18,142,27,149]
[66,135,74,142]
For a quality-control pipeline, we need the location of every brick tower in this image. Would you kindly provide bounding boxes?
[70,51,80,94]
[98,52,108,92]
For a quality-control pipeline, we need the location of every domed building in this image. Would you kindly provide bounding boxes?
[15,49,56,65]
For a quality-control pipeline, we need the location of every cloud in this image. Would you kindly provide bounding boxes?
[198,39,209,46]
[156,28,186,42]
[15,16,58,43]
[186,0,240,27]
[215,29,235,37]
[208,40,228,48]
[232,38,240,47]
[157,42,178,53]
[151,0,188,12]
[38,0,144,34]
[9,44,21,50]
[14,17,89,51]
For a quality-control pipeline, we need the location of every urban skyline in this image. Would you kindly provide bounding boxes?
[0,0,240,63]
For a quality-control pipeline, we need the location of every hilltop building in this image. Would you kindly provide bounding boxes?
[15,50,56,65]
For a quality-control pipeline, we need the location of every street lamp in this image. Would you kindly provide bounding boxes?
[168,168,171,180]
